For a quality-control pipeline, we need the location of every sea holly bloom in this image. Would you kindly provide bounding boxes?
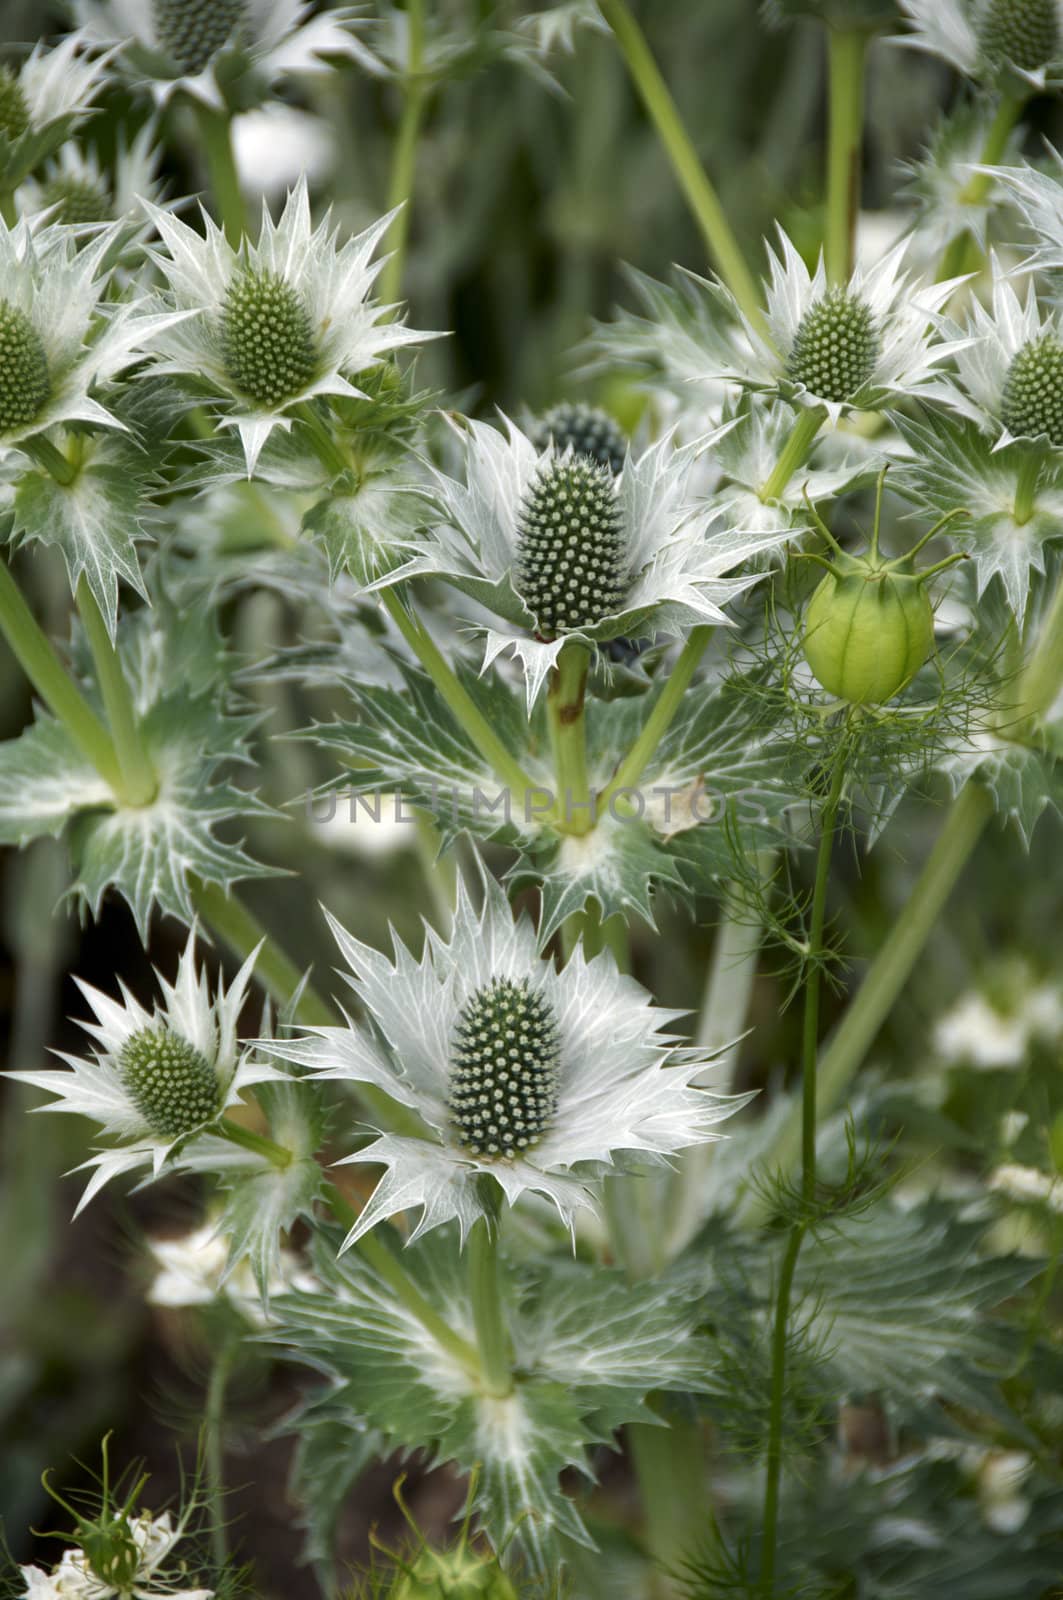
[264,873,747,1247]
[390,416,789,706]
[900,105,1025,269]
[0,31,108,191]
[689,229,970,424]
[898,0,1063,87]
[72,0,365,111]
[19,123,165,233]
[7,935,281,1210]
[943,268,1063,450]
[528,400,629,474]
[142,179,431,474]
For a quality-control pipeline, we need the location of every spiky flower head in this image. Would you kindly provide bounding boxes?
[0,298,51,432]
[529,400,628,474]
[6,935,281,1212]
[687,229,969,422]
[387,416,789,706]
[0,33,108,190]
[938,265,1063,451]
[1000,334,1063,445]
[142,180,432,474]
[978,0,1059,69]
[898,0,1063,87]
[260,869,747,1247]
[0,65,29,142]
[73,0,365,110]
[19,126,167,248]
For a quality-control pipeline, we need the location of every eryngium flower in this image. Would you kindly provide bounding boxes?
[0,32,108,191]
[941,266,1063,449]
[898,0,1063,87]
[72,0,364,110]
[262,873,747,1246]
[19,124,165,237]
[7,936,280,1210]
[529,401,628,474]
[388,416,788,705]
[142,178,431,473]
[689,228,970,423]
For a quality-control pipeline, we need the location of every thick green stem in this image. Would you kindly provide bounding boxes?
[801,745,847,1203]
[938,94,1026,283]
[598,626,712,814]
[204,1341,235,1571]
[628,1416,709,1599]
[217,1115,293,1168]
[548,641,593,835]
[598,0,765,334]
[192,102,248,246]
[760,406,828,504]
[76,579,157,807]
[380,0,427,306]
[468,1209,513,1398]
[23,434,77,487]
[0,556,121,790]
[825,29,866,285]
[1013,448,1042,527]
[760,1221,807,1598]
[380,588,541,807]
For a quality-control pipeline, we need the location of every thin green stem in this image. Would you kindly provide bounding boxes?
[801,742,848,1202]
[76,578,157,807]
[380,0,428,306]
[380,587,542,807]
[598,626,712,814]
[468,1209,513,1398]
[0,556,121,789]
[760,1221,807,1598]
[192,101,248,246]
[825,28,867,286]
[938,94,1026,283]
[760,406,828,504]
[1013,448,1042,527]
[23,433,77,487]
[295,401,351,479]
[204,1341,235,1571]
[217,1115,293,1168]
[598,0,765,335]
[548,641,592,835]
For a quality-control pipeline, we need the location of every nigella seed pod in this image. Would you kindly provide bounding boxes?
[803,557,934,706]
[977,0,1059,72]
[530,401,628,475]
[787,287,880,404]
[448,977,560,1159]
[0,299,51,432]
[118,1025,221,1139]
[152,0,247,74]
[1000,333,1063,445]
[395,1552,519,1599]
[0,64,29,142]
[516,455,627,636]
[220,267,318,408]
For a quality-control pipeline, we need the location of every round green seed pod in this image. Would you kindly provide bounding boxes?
[802,561,934,705]
[393,1549,519,1599]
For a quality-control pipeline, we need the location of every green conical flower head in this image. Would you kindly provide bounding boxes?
[449,978,560,1159]
[39,175,111,226]
[0,299,50,432]
[978,0,1059,72]
[152,0,246,75]
[220,267,318,408]
[119,1026,220,1139]
[787,287,880,404]
[0,65,29,142]
[530,402,628,475]
[516,456,627,636]
[1000,333,1063,444]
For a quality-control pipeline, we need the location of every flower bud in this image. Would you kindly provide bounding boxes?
[803,552,934,705]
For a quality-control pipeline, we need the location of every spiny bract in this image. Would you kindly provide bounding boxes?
[0,64,29,142]
[516,455,627,636]
[39,174,111,226]
[118,1026,221,1139]
[0,299,50,432]
[977,0,1059,72]
[220,267,318,408]
[1000,333,1063,444]
[448,977,560,1159]
[152,0,247,76]
[530,401,628,475]
[786,287,880,404]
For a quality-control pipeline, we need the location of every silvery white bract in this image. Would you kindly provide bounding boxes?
[390,415,790,707]
[981,150,1063,273]
[72,0,365,110]
[898,0,1063,87]
[708,398,867,543]
[690,230,971,424]
[7,935,281,1211]
[20,1511,213,1600]
[265,873,747,1247]
[142,179,431,475]
[0,32,109,189]
[943,264,1063,449]
[18,122,165,236]
[900,105,1023,267]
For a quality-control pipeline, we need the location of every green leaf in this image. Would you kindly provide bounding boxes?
[302,469,425,587]
[288,1405,384,1582]
[0,715,112,846]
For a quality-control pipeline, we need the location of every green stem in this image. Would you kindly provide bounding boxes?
[759,406,828,504]
[801,743,847,1203]
[23,433,77,487]
[1014,566,1063,735]
[204,1341,235,1572]
[0,556,121,790]
[295,401,351,479]
[628,1416,708,1599]
[938,94,1026,283]
[548,641,593,835]
[217,1115,293,1168]
[760,1221,807,1598]
[192,102,248,246]
[825,28,867,285]
[380,588,542,807]
[0,189,16,227]
[468,1210,513,1398]
[598,626,712,814]
[380,0,428,307]
[76,579,157,807]
[1013,448,1042,527]
[597,0,765,335]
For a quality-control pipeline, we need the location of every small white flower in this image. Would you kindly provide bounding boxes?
[146,1220,302,1320]
[391,415,789,706]
[933,963,1063,1067]
[989,1162,1063,1212]
[142,178,432,474]
[72,0,365,110]
[690,228,970,424]
[898,0,1063,89]
[0,32,109,189]
[231,103,334,201]
[8,934,281,1211]
[20,1510,213,1600]
[262,871,748,1247]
